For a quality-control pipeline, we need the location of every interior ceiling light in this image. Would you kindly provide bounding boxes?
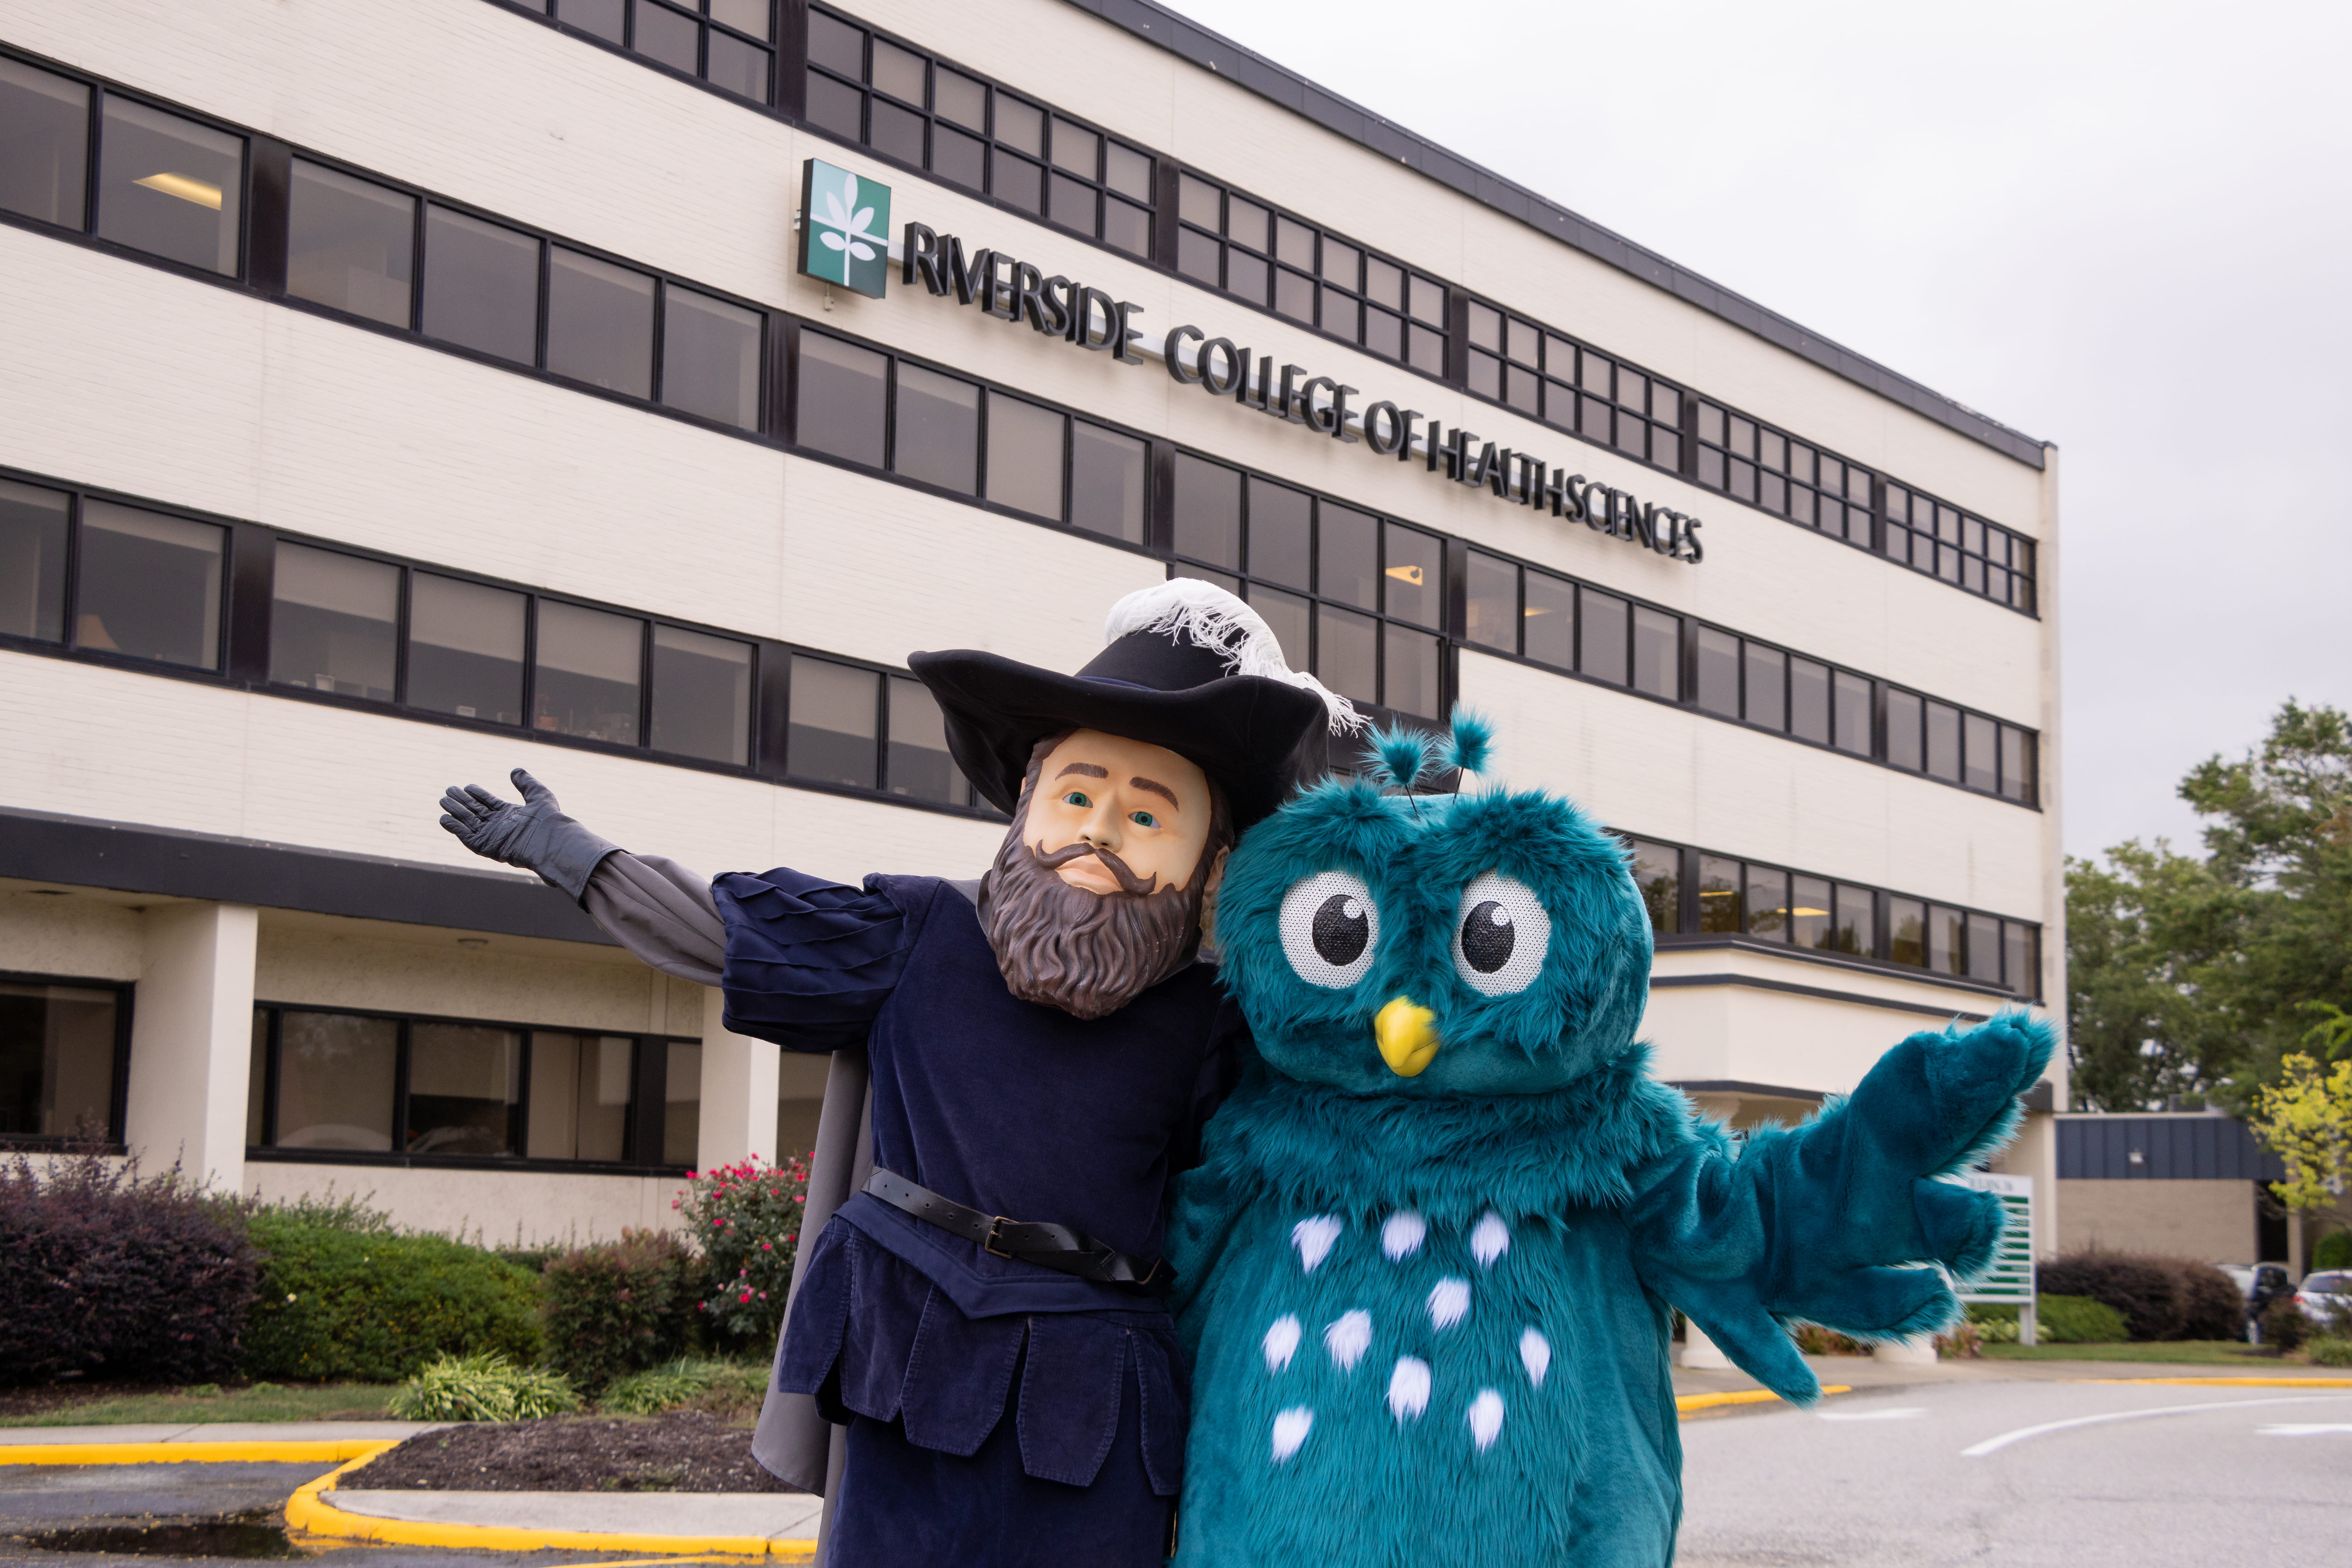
[134,171,222,210]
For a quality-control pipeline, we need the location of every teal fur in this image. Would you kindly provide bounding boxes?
[1443,706,1496,777]
[1363,727,1436,793]
[1172,749,2057,1567]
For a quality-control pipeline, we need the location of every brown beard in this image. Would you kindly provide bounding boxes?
[976,744,1230,1021]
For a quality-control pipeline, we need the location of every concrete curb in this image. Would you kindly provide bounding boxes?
[2081,1376,2352,1388]
[0,1440,389,1466]
[1677,1386,1850,1415]
[284,1444,815,1560]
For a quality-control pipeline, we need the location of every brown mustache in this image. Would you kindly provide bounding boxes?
[1031,838,1158,897]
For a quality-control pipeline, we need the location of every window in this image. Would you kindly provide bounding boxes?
[0,479,69,643]
[251,1005,700,1166]
[664,1039,701,1166]
[1888,897,1926,968]
[1789,875,1832,950]
[984,392,1064,521]
[1964,712,1998,794]
[1696,628,1738,718]
[1696,855,1742,934]
[1789,658,1829,744]
[409,573,526,723]
[546,249,655,397]
[0,978,124,1143]
[1929,905,1964,975]
[886,676,972,807]
[545,0,775,101]
[1744,644,1785,731]
[1464,552,1516,653]
[1999,724,2034,803]
[1966,912,2002,984]
[1523,572,1573,670]
[1744,864,1787,940]
[423,206,540,364]
[95,96,241,276]
[269,543,398,700]
[1887,688,1923,771]
[892,364,979,493]
[804,8,1151,254]
[2003,921,2039,995]
[1625,839,1680,935]
[1069,422,1145,544]
[1884,483,2036,612]
[1833,885,1875,957]
[651,624,751,765]
[1464,305,1685,468]
[534,600,644,745]
[286,161,415,329]
[527,1032,635,1161]
[1926,700,1961,782]
[796,331,888,465]
[1834,672,1871,755]
[1168,462,1449,717]
[788,655,879,789]
[1580,591,1628,686]
[75,501,224,670]
[1176,169,1440,371]
[0,57,89,230]
[1631,607,1679,699]
[662,287,763,430]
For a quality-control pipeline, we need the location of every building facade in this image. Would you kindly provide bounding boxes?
[0,0,2064,1247]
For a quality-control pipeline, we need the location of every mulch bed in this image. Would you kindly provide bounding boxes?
[351,1411,793,1494]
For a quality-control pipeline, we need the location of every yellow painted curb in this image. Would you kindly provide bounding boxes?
[2080,1376,2352,1388]
[283,1443,813,1561]
[0,1440,387,1466]
[1676,1385,1849,1414]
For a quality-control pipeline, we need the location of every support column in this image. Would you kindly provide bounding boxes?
[698,985,779,1172]
[123,901,258,1192]
[1872,1335,1938,1365]
[1678,1322,1732,1369]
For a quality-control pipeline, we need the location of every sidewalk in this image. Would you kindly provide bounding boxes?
[1671,1350,2352,1401]
[0,1422,438,1447]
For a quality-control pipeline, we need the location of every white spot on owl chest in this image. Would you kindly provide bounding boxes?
[1291,1214,1342,1273]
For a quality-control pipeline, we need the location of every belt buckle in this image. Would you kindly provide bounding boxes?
[984,1216,1015,1259]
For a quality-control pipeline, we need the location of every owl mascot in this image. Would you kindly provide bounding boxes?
[1166,713,2053,1567]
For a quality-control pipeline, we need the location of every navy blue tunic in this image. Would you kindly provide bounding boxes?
[712,869,1240,1566]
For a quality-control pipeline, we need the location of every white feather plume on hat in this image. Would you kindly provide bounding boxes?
[1103,579,1364,735]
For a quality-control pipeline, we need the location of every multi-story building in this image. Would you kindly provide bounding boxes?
[0,0,2063,1250]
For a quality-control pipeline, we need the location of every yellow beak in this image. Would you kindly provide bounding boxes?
[1375,995,1441,1078]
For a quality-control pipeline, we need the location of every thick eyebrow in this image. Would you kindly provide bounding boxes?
[1055,762,1109,780]
[1129,776,1180,807]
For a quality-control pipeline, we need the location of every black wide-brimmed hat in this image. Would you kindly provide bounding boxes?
[909,581,1355,830]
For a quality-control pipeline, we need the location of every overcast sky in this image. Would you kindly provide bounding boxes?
[1159,0,2352,862]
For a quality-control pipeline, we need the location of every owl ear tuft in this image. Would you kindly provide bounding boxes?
[1362,727,1435,793]
[1442,706,1495,779]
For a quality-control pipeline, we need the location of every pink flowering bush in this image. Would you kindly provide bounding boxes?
[673,1153,809,1347]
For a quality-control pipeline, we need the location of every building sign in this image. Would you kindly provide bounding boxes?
[798,160,890,299]
[898,219,1702,565]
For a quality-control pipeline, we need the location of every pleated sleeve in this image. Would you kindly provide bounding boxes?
[712,866,919,1051]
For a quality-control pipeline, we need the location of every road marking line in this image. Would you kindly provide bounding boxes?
[2257,1424,2352,1436]
[1818,1408,1927,1421]
[1962,1394,2352,1457]
[2080,1376,2352,1388]
[1677,1386,1850,1416]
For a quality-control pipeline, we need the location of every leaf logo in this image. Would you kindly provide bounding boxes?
[816,173,882,262]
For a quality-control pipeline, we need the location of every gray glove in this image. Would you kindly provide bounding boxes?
[436,768,619,903]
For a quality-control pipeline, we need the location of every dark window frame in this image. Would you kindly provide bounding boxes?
[0,968,135,1151]
[493,0,780,107]
[247,999,704,1173]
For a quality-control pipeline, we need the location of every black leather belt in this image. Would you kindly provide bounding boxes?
[863,1168,1171,1293]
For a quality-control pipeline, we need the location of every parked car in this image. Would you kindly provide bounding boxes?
[2218,1262,2296,1340]
[2295,1270,2351,1333]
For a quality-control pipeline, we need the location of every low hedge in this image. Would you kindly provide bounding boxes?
[0,1149,258,1386]
[240,1214,543,1382]
[2036,1251,2243,1341]
[541,1229,704,1394]
[2038,1294,2129,1344]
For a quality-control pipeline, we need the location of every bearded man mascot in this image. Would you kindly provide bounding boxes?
[434,581,1349,1566]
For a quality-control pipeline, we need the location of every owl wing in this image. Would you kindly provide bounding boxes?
[1627,1011,2055,1402]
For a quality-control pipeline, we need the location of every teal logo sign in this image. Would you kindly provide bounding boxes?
[798,159,890,298]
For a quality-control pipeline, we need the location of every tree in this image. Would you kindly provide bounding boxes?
[2063,842,2235,1110]
[2066,701,2352,1109]
[2245,1006,2352,1239]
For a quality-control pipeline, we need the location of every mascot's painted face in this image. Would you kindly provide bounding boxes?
[1027,729,1217,895]
[1214,713,1654,1096]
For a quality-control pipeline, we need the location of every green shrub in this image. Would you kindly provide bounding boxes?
[0,1148,259,1387]
[599,1356,767,1416]
[389,1352,579,1422]
[541,1229,702,1394]
[1976,1315,2021,1343]
[2315,1231,2352,1271]
[2259,1296,2313,1352]
[240,1215,543,1382]
[2038,1294,2129,1343]
[2036,1251,2243,1341]
[673,1156,807,1350]
[2307,1336,2352,1368]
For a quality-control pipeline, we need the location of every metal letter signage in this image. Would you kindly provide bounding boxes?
[799,160,891,299]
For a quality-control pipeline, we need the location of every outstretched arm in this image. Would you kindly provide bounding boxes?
[1630,1010,2056,1402]
[438,769,724,983]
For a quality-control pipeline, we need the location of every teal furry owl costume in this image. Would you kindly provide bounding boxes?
[1166,716,2053,1566]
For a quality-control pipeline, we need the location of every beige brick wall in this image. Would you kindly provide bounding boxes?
[2056,1179,2258,1264]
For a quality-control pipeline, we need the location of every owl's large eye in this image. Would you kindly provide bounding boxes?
[1279,871,1382,989]
[1452,873,1551,996]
